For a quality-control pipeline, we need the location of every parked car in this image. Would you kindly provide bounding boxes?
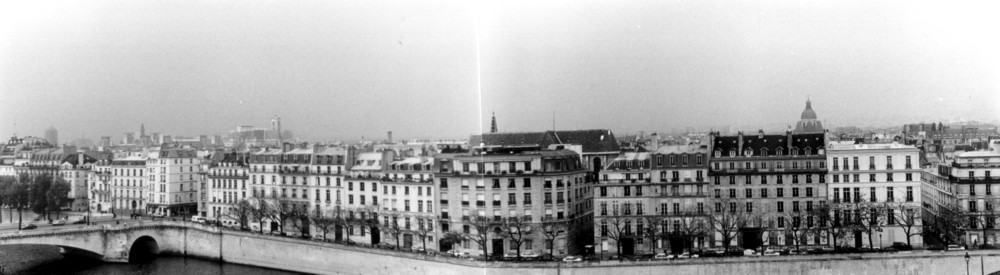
[787,249,805,255]
[22,224,38,230]
[763,249,780,256]
[52,219,67,226]
[521,251,540,260]
[654,253,673,260]
[447,249,469,257]
[890,242,913,251]
[700,249,723,257]
[191,216,206,224]
[562,255,583,262]
[946,245,966,251]
[72,218,86,225]
[744,249,760,256]
[678,252,699,259]
[411,246,425,253]
[503,251,519,260]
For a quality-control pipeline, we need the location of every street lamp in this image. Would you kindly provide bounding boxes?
[964,252,971,275]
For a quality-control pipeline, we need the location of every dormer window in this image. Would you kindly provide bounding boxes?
[760,148,768,156]
[776,148,783,156]
[744,149,753,156]
[729,150,736,157]
[803,147,812,155]
[715,151,722,157]
[791,148,799,156]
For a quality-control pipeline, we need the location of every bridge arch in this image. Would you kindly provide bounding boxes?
[128,235,159,263]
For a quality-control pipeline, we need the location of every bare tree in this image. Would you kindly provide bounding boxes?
[249,196,272,233]
[414,217,434,252]
[924,202,967,246]
[311,208,337,241]
[497,216,533,259]
[380,212,404,250]
[809,202,835,247]
[971,197,1000,247]
[269,194,295,234]
[890,201,921,248]
[782,210,811,251]
[638,216,662,254]
[601,215,633,259]
[709,199,750,252]
[225,199,254,230]
[676,212,709,253]
[462,213,495,259]
[540,219,568,256]
[290,204,311,236]
[853,200,889,249]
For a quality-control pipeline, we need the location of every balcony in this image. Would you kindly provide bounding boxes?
[950,176,1000,184]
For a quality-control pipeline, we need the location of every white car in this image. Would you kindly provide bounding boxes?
[679,252,699,258]
[763,249,780,256]
[447,249,469,257]
[744,249,760,256]
[654,253,673,260]
[946,245,966,251]
[191,216,206,224]
[562,255,583,262]
[521,251,539,259]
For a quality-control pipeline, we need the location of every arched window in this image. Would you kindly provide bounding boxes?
[729,150,736,157]
[791,148,799,156]
[715,150,722,157]
[776,148,783,156]
[744,149,753,156]
[760,148,768,156]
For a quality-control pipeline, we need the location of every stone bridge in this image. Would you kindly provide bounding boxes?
[0,221,223,263]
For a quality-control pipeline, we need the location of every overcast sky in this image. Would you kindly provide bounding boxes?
[2,0,998,142]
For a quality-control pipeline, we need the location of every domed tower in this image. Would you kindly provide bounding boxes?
[793,99,824,133]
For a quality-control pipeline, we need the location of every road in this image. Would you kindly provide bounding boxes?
[0,208,187,233]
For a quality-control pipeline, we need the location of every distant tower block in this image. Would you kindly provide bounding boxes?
[45,126,58,146]
[272,115,282,142]
[490,112,498,133]
[387,131,393,143]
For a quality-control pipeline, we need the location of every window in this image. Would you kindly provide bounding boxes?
[761,188,768,198]
[729,189,736,198]
[805,187,813,197]
[833,175,839,183]
[887,173,894,182]
[777,201,784,212]
[777,188,784,198]
[745,202,753,212]
[906,187,914,202]
[792,201,800,212]
[887,187,895,202]
[745,188,752,198]
[792,188,799,197]
[761,175,768,184]
[870,187,877,202]
[906,173,913,181]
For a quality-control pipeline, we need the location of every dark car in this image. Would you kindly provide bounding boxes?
[72,219,86,225]
[890,242,913,251]
[22,224,38,230]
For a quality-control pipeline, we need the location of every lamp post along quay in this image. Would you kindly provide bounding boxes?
[964,252,970,275]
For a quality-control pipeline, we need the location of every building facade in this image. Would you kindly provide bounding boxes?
[146,147,200,216]
[435,146,590,258]
[709,131,829,249]
[828,143,923,248]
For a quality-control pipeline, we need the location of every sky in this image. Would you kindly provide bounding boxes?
[2,0,999,143]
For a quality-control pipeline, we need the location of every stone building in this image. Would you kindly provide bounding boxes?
[708,131,829,249]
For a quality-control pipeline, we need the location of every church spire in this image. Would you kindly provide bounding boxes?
[490,112,498,133]
[805,97,812,110]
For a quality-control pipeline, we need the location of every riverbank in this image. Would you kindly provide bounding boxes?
[0,244,65,274]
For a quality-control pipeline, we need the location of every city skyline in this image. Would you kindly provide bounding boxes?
[3,1,999,141]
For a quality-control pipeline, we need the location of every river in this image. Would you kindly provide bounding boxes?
[0,245,306,275]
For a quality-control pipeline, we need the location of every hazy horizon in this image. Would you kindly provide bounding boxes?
[3,1,999,143]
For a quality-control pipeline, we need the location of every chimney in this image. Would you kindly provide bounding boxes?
[786,130,793,150]
[737,131,744,156]
[282,142,292,152]
[651,132,660,152]
[758,129,764,139]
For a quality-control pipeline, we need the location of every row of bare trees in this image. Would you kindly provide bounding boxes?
[0,174,72,229]
[707,197,924,251]
[454,214,570,259]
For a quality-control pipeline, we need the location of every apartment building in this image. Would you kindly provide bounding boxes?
[828,143,923,248]
[146,146,200,216]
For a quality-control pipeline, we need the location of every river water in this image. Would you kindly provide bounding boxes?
[19,256,307,275]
